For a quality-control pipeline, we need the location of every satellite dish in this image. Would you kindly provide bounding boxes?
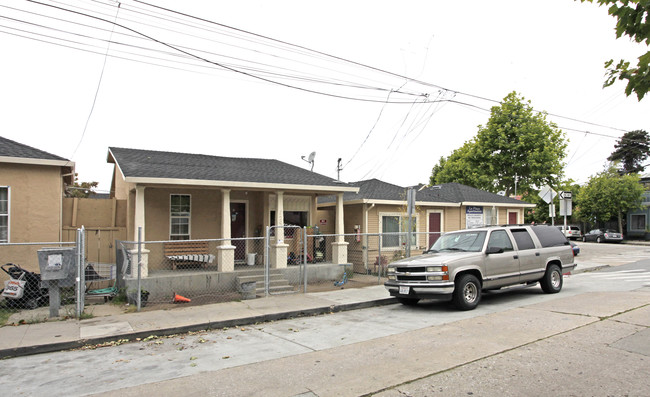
[497,191,506,196]
[301,151,316,171]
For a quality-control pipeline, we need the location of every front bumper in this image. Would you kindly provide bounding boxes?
[384,281,454,301]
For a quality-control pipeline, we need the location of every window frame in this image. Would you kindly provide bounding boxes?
[0,186,9,243]
[379,212,418,249]
[170,194,191,240]
[630,214,646,231]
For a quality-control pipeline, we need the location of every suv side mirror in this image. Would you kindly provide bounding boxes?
[486,246,504,254]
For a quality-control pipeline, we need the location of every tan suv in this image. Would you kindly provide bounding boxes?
[384,224,576,310]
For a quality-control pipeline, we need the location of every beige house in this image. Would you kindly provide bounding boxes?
[0,136,74,273]
[107,147,358,276]
[317,179,535,273]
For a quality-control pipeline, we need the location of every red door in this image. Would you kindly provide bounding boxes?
[230,203,246,261]
[428,212,441,248]
[508,212,517,225]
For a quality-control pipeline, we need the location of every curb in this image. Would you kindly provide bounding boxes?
[0,297,397,359]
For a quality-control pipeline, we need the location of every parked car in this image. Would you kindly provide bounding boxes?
[385,224,575,310]
[557,225,582,240]
[570,241,580,256]
[582,228,623,243]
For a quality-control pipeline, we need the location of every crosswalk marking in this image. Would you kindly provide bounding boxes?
[579,270,650,286]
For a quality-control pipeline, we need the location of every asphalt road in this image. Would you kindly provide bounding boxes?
[1,243,649,396]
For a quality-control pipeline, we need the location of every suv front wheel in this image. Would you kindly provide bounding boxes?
[452,274,481,310]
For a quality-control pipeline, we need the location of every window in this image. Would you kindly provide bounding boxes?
[487,230,513,252]
[484,207,497,226]
[630,214,646,231]
[511,228,535,250]
[381,214,417,248]
[170,194,190,240]
[0,187,8,243]
[531,225,568,247]
[270,211,308,237]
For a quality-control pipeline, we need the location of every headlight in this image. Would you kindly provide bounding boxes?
[387,266,396,273]
[388,275,396,280]
[426,266,442,272]
[427,275,443,281]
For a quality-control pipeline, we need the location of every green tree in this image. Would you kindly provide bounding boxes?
[580,0,650,100]
[66,177,99,198]
[607,129,650,173]
[575,165,644,232]
[430,92,567,195]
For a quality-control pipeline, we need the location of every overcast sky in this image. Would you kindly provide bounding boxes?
[1,0,647,192]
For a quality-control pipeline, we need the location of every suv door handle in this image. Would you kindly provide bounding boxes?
[535,252,540,256]
[513,255,518,259]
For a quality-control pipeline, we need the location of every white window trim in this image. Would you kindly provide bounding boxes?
[170,194,191,240]
[485,206,499,226]
[0,186,9,243]
[379,212,419,250]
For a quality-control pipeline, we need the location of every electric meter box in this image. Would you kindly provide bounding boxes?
[37,247,76,286]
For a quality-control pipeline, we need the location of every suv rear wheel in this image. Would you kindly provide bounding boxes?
[540,264,563,294]
[452,274,481,310]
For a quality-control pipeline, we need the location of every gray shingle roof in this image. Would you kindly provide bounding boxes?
[418,183,529,205]
[318,180,529,205]
[108,147,355,188]
[0,136,68,161]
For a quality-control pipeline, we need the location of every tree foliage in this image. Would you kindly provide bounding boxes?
[66,178,99,198]
[607,129,650,173]
[575,165,644,231]
[430,92,567,195]
[580,0,650,100]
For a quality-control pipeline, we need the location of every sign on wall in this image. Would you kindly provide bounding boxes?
[466,206,484,229]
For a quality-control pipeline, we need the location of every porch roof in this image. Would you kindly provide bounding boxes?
[107,147,358,193]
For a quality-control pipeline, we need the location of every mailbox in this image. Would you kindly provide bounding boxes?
[37,247,76,287]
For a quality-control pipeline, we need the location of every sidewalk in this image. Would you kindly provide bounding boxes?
[0,261,609,359]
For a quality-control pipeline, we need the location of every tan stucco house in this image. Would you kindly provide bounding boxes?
[107,147,359,276]
[0,136,74,272]
[317,179,535,273]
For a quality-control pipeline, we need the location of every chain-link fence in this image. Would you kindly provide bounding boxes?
[2,228,441,324]
[0,233,84,325]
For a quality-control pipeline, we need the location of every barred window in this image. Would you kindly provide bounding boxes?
[630,214,646,231]
[0,187,8,243]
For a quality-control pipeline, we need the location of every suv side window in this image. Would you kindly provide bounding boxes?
[511,228,536,250]
[530,225,568,247]
[487,230,514,252]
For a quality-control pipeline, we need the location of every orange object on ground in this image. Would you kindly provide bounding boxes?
[173,293,191,303]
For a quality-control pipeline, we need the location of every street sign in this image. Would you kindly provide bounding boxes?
[559,191,572,200]
[540,185,556,204]
[559,199,572,216]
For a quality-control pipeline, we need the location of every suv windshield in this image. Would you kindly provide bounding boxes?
[429,231,487,253]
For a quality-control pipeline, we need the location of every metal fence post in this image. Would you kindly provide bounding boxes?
[303,226,308,293]
[76,226,85,317]
[378,234,382,282]
[137,227,142,311]
[264,226,270,297]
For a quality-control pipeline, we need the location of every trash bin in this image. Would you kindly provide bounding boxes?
[238,281,257,300]
[247,253,257,266]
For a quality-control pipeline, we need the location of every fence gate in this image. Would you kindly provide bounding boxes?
[265,225,306,295]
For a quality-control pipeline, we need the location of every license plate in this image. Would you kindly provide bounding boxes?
[399,286,409,295]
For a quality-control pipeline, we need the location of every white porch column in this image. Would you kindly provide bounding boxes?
[130,185,149,277]
[331,192,348,264]
[217,188,235,272]
[271,191,288,268]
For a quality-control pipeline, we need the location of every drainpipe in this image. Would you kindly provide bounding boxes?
[363,203,375,272]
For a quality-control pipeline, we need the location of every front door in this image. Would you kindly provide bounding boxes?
[230,202,246,262]
[508,211,518,224]
[428,212,441,248]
